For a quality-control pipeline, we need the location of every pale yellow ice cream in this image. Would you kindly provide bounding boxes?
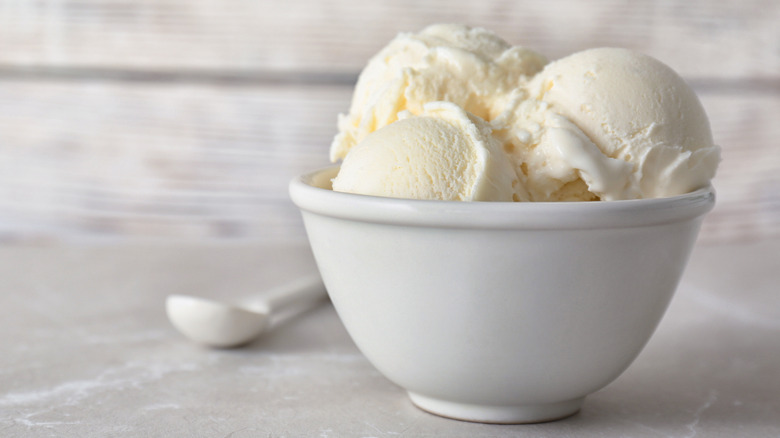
[330,25,720,202]
[518,48,721,200]
[330,23,546,162]
[332,102,518,201]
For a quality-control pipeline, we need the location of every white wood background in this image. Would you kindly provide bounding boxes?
[0,0,777,243]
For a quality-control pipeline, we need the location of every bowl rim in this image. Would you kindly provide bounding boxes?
[289,166,716,230]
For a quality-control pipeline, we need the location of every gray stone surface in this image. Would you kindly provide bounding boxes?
[0,239,778,437]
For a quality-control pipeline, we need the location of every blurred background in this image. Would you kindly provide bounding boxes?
[0,0,777,244]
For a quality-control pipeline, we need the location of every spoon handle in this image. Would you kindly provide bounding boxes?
[261,275,327,313]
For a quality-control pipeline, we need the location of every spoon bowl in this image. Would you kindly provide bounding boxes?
[166,275,327,348]
[166,295,270,348]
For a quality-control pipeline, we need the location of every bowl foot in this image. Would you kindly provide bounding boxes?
[408,392,584,424]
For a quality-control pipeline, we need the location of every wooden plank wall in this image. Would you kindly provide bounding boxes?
[0,0,778,243]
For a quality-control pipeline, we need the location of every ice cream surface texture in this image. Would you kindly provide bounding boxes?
[330,24,720,201]
[520,48,720,200]
[332,102,518,201]
[330,23,546,162]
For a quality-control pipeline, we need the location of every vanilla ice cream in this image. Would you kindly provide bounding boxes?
[519,48,721,200]
[329,25,720,202]
[330,23,546,162]
[332,102,518,201]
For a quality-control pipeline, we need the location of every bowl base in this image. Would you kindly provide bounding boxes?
[408,392,584,424]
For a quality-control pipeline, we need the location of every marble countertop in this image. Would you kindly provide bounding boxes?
[1,239,778,437]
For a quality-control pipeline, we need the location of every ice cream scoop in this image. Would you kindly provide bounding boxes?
[524,47,721,199]
[332,102,519,201]
[331,23,546,162]
[166,275,327,348]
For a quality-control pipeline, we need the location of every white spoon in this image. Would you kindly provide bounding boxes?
[166,275,327,348]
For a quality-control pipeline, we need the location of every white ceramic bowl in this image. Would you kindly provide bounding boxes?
[289,167,715,424]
